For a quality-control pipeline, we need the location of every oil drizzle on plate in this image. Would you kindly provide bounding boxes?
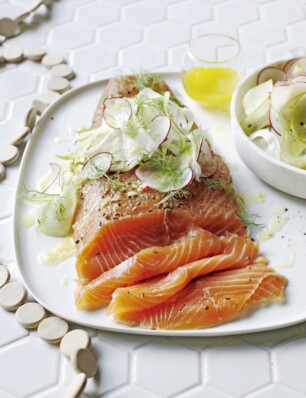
[257,205,288,241]
[38,237,75,266]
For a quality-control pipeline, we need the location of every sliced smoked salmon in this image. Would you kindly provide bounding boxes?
[73,75,248,283]
[75,227,226,309]
[108,235,259,321]
[111,264,287,330]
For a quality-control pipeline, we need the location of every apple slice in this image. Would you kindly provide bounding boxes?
[270,82,306,113]
[103,97,132,129]
[82,152,112,180]
[269,106,286,136]
[257,67,286,85]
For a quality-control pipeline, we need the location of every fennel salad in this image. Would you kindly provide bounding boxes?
[241,57,306,169]
[22,87,217,238]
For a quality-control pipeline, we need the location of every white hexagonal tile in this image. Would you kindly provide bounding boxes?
[192,21,237,38]
[288,21,306,46]
[49,23,94,50]
[98,22,142,49]
[76,2,119,27]
[0,69,38,101]
[169,0,213,24]
[273,337,306,394]
[0,101,7,121]
[205,339,270,396]
[122,43,166,69]
[172,336,231,350]
[240,21,287,48]
[0,179,14,220]
[64,337,129,395]
[134,339,200,397]
[263,0,304,24]
[241,45,266,71]
[146,22,190,48]
[72,45,117,73]
[247,384,305,398]
[108,386,156,398]
[123,2,166,26]
[0,3,23,19]
[216,0,259,25]
[0,337,59,397]
[240,324,301,347]
[0,218,15,263]
[98,330,155,350]
[180,386,232,398]
[266,42,293,63]
[0,310,28,348]
[168,44,187,69]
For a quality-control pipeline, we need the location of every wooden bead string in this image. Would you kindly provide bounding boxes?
[0,45,75,181]
[0,263,98,397]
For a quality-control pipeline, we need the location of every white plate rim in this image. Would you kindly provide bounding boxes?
[13,73,306,337]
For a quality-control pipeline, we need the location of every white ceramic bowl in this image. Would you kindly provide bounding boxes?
[231,59,306,199]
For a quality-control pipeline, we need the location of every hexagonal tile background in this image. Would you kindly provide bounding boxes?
[0,1,306,398]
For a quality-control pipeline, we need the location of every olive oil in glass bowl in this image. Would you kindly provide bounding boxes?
[182,34,242,112]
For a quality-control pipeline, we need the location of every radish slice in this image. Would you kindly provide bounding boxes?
[148,115,171,148]
[286,57,306,78]
[291,74,306,84]
[283,58,300,73]
[270,82,306,113]
[82,152,112,180]
[43,163,61,193]
[197,140,218,177]
[135,165,193,192]
[103,97,132,129]
[269,106,286,136]
[257,67,286,85]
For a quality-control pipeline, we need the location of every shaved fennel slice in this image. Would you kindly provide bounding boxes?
[249,129,280,159]
[241,98,270,136]
[82,152,113,180]
[243,79,273,116]
[103,97,132,129]
[271,83,306,113]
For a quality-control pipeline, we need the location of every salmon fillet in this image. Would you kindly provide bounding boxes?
[111,264,287,330]
[73,75,248,283]
[75,227,226,309]
[108,234,259,321]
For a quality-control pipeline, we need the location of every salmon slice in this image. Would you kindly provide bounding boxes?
[73,75,248,283]
[75,227,226,310]
[108,235,259,321]
[112,264,287,330]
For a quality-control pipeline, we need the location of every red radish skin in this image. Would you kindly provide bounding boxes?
[43,163,62,193]
[269,106,282,136]
[257,67,286,85]
[149,115,171,147]
[82,152,113,179]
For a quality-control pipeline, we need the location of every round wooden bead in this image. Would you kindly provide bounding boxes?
[47,77,70,93]
[50,64,74,80]
[2,46,23,63]
[10,126,30,146]
[42,54,64,69]
[0,283,28,311]
[38,316,69,344]
[24,47,46,61]
[24,108,37,132]
[60,329,91,359]
[65,373,87,398]
[0,18,18,38]
[0,265,10,288]
[70,348,97,378]
[0,145,19,165]
[32,99,48,115]
[16,302,46,329]
[0,164,5,181]
[39,91,61,105]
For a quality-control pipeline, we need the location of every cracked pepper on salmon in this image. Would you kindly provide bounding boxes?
[73,74,287,330]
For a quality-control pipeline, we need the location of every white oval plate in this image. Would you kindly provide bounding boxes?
[14,73,306,336]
